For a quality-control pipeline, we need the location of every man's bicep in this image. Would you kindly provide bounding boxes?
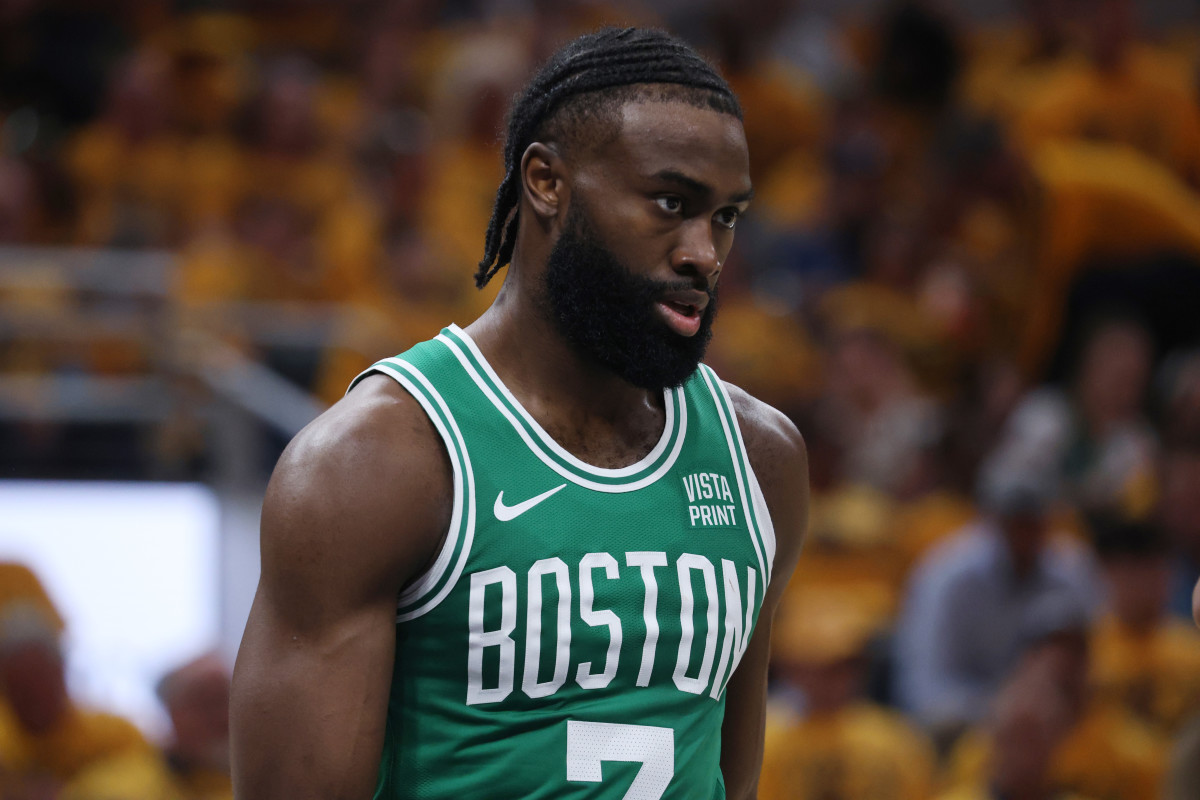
[231,383,452,800]
[231,581,398,800]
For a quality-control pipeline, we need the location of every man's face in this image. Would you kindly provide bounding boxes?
[543,99,751,391]
[1000,511,1048,574]
[543,198,718,391]
[0,641,68,734]
[1105,556,1170,630]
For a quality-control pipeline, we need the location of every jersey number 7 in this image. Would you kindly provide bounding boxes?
[566,720,675,799]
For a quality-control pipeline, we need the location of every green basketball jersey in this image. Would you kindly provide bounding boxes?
[348,324,776,800]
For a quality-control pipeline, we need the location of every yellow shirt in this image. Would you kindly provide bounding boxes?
[727,59,828,187]
[1091,615,1200,735]
[1021,141,1200,373]
[936,785,1095,800]
[946,706,1167,800]
[759,703,936,800]
[1015,45,1200,186]
[0,702,149,782]
[61,748,232,800]
[962,26,1086,124]
[704,294,823,413]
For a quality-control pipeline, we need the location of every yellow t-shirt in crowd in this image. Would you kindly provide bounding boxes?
[936,785,1095,800]
[962,25,1086,124]
[758,702,936,800]
[0,702,149,783]
[1021,140,1200,374]
[1091,614,1200,736]
[61,748,232,800]
[946,705,1167,800]
[1015,44,1200,187]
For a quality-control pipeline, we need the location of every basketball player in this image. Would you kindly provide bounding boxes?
[230,28,808,800]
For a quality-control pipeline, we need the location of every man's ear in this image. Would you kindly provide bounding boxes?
[521,142,566,222]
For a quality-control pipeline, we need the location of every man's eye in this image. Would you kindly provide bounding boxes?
[715,208,741,229]
[655,196,683,214]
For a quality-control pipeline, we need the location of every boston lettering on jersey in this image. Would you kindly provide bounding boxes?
[467,551,758,705]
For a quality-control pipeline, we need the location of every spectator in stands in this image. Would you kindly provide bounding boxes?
[893,461,1100,744]
[65,47,179,248]
[1089,516,1200,735]
[420,30,531,313]
[1159,350,1200,449]
[1162,446,1200,619]
[944,599,1167,800]
[989,315,1160,519]
[1166,714,1200,800]
[759,586,935,800]
[1163,499,1200,799]
[233,55,374,304]
[1013,0,1200,188]
[0,156,39,244]
[62,654,232,800]
[157,654,231,795]
[935,665,1075,800]
[166,11,253,138]
[704,0,829,189]
[813,324,944,497]
[913,114,1200,375]
[0,563,148,796]
[962,0,1087,124]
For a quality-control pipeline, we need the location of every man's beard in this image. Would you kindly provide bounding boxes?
[540,202,718,392]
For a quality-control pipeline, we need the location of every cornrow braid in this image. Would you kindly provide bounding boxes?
[474,27,742,288]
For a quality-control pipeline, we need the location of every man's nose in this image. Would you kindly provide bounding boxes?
[670,218,720,282]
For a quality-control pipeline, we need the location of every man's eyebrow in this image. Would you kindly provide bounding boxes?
[730,186,754,204]
[652,170,754,204]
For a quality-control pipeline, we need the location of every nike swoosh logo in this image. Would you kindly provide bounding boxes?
[494,483,568,522]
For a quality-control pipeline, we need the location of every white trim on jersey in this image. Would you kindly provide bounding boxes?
[698,366,774,587]
[350,358,478,622]
[437,327,689,494]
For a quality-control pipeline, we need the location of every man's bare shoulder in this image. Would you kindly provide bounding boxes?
[260,374,452,606]
[722,381,809,574]
[722,382,807,476]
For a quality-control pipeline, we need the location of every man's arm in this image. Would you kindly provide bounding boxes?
[719,384,809,800]
[230,376,452,800]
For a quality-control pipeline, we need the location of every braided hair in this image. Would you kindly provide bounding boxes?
[474,27,742,288]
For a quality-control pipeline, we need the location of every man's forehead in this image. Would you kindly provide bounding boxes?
[601,99,751,193]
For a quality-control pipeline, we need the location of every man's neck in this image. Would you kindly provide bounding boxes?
[465,298,668,470]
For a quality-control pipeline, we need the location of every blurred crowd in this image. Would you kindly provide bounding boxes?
[0,564,231,800]
[2,0,1200,798]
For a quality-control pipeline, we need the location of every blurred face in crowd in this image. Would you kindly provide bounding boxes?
[1022,632,1090,717]
[1087,0,1136,69]
[1105,554,1170,631]
[999,511,1049,576]
[0,158,35,244]
[166,666,231,770]
[1162,451,1200,556]
[828,329,910,413]
[778,656,864,715]
[109,50,172,140]
[990,674,1069,796]
[0,640,69,734]
[1021,0,1086,52]
[1075,321,1152,435]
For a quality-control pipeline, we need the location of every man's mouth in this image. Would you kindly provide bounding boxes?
[654,290,709,337]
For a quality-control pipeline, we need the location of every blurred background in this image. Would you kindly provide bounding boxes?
[0,0,1199,798]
